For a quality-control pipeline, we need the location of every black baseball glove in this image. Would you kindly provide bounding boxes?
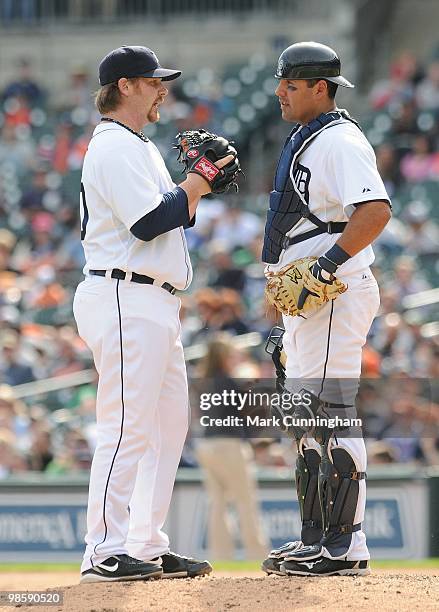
[175,129,242,194]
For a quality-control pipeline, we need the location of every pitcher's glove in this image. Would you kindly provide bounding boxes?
[175,129,242,194]
[265,256,347,317]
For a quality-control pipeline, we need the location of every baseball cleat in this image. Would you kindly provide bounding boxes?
[261,540,305,575]
[261,556,286,576]
[281,557,370,577]
[80,554,163,583]
[149,552,212,578]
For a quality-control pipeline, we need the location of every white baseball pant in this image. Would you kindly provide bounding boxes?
[73,276,189,573]
[283,268,380,560]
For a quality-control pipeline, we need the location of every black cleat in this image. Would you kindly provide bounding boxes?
[150,552,212,578]
[261,556,286,576]
[282,556,370,577]
[262,541,307,575]
[80,554,162,583]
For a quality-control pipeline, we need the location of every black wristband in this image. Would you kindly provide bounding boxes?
[324,243,351,267]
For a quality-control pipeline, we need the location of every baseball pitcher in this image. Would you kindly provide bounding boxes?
[73,45,240,583]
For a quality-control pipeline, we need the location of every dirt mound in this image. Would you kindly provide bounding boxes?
[1,571,438,612]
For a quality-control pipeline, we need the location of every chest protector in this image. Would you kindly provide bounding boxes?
[262,110,360,264]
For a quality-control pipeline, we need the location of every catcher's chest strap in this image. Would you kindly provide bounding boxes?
[282,221,347,249]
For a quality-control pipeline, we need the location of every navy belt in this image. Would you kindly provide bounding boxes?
[89,269,177,295]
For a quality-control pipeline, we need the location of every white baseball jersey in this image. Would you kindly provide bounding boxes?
[267,119,390,280]
[74,120,191,573]
[80,122,193,290]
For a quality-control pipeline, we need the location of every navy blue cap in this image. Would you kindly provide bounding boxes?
[99,46,181,86]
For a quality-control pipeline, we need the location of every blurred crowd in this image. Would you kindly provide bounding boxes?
[0,48,438,479]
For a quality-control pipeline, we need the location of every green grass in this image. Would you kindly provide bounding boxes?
[0,559,437,573]
[0,564,79,573]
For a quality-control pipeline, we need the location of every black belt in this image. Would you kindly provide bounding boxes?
[89,269,177,295]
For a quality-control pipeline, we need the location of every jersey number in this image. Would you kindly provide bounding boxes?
[80,182,89,240]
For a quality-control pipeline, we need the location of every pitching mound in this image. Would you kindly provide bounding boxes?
[1,570,438,612]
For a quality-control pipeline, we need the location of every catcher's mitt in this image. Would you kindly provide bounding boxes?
[175,129,241,194]
[265,257,347,317]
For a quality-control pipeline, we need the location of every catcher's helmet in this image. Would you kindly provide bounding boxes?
[275,41,354,88]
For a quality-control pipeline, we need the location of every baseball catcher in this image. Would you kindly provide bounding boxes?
[260,41,391,578]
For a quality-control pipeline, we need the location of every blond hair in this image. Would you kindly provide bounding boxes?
[94,78,141,114]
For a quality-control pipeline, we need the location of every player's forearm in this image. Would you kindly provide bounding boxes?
[179,152,236,219]
[179,174,211,220]
[336,200,391,257]
[130,187,192,241]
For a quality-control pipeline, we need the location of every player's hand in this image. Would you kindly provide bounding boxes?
[175,129,242,194]
[297,256,338,310]
[182,154,237,196]
[215,154,236,169]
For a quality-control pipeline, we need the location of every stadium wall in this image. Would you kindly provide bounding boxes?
[0,13,355,91]
[0,467,437,562]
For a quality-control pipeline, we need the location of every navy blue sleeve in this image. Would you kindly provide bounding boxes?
[184,213,196,229]
[130,187,193,242]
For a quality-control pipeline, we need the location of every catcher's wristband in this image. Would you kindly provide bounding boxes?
[323,244,351,268]
[189,157,220,185]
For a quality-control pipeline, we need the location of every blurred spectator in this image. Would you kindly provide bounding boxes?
[375,142,402,198]
[211,205,263,250]
[2,58,43,106]
[0,428,27,478]
[400,134,439,182]
[0,385,30,452]
[67,123,94,170]
[386,256,431,300]
[50,327,84,377]
[19,166,54,217]
[216,288,249,335]
[0,229,17,274]
[27,424,53,471]
[52,119,74,174]
[402,201,439,255]
[45,427,92,473]
[55,65,94,114]
[369,51,421,110]
[3,94,32,127]
[0,329,35,385]
[195,333,268,559]
[208,243,247,291]
[390,96,420,143]
[0,123,35,179]
[415,60,439,110]
[367,440,398,464]
[252,439,290,467]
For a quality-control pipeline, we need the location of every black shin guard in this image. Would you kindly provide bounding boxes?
[318,446,366,557]
[296,445,323,545]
